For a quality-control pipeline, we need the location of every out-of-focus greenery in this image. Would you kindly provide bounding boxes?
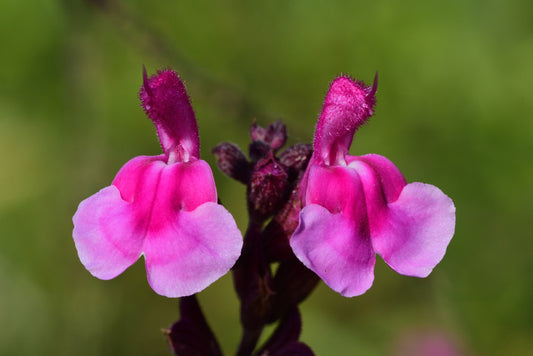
[1,0,531,355]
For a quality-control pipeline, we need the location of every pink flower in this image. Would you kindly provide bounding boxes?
[290,75,455,297]
[72,69,242,298]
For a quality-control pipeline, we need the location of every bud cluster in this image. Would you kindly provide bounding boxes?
[211,120,317,355]
[213,119,312,224]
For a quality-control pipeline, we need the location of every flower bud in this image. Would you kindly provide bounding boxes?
[278,144,313,171]
[250,119,287,150]
[249,120,287,161]
[248,153,288,221]
[212,142,250,184]
[249,140,271,162]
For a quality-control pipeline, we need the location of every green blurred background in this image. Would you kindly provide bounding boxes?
[1,0,532,354]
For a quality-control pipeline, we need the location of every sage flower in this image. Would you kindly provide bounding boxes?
[290,75,455,297]
[73,69,242,298]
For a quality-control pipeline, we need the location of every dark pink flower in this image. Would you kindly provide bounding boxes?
[72,69,242,297]
[290,75,455,297]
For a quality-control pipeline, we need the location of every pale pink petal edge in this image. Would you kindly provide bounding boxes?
[290,204,375,297]
[143,202,243,297]
[372,182,456,277]
[73,185,144,280]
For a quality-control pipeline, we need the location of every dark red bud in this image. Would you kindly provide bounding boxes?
[248,153,289,221]
[250,120,265,142]
[279,144,313,172]
[264,119,287,150]
[212,142,250,184]
[260,177,304,262]
[249,120,287,159]
[249,140,271,162]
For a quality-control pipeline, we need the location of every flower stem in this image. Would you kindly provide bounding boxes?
[236,327,263,356]
[233,220,268,355]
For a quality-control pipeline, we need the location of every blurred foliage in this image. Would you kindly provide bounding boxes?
[0,0,532,355]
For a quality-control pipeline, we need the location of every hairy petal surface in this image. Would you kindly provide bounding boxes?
[73,185,144,280]
[313,76,376,166]
[371,182,456,277]
[144,202,243,297]
[139,69,200,160]
[290,204,375,297]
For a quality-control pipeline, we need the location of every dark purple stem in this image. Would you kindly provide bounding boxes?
[237,327,263,356]
[223,121,317,355]
[233,222,268,355]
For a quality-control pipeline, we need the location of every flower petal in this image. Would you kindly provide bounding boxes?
[139,69,200,161]
[113,157,218,232]
[111,155,165,203]
[304,164,365,221]
[73,185,143,280]
[143,202,243,297]
[313,76,377,166]
[351,153,407,203]
[371,182,456,277]
[150,159,218,217]
[348,154,407,236]
[290,204,375,297]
